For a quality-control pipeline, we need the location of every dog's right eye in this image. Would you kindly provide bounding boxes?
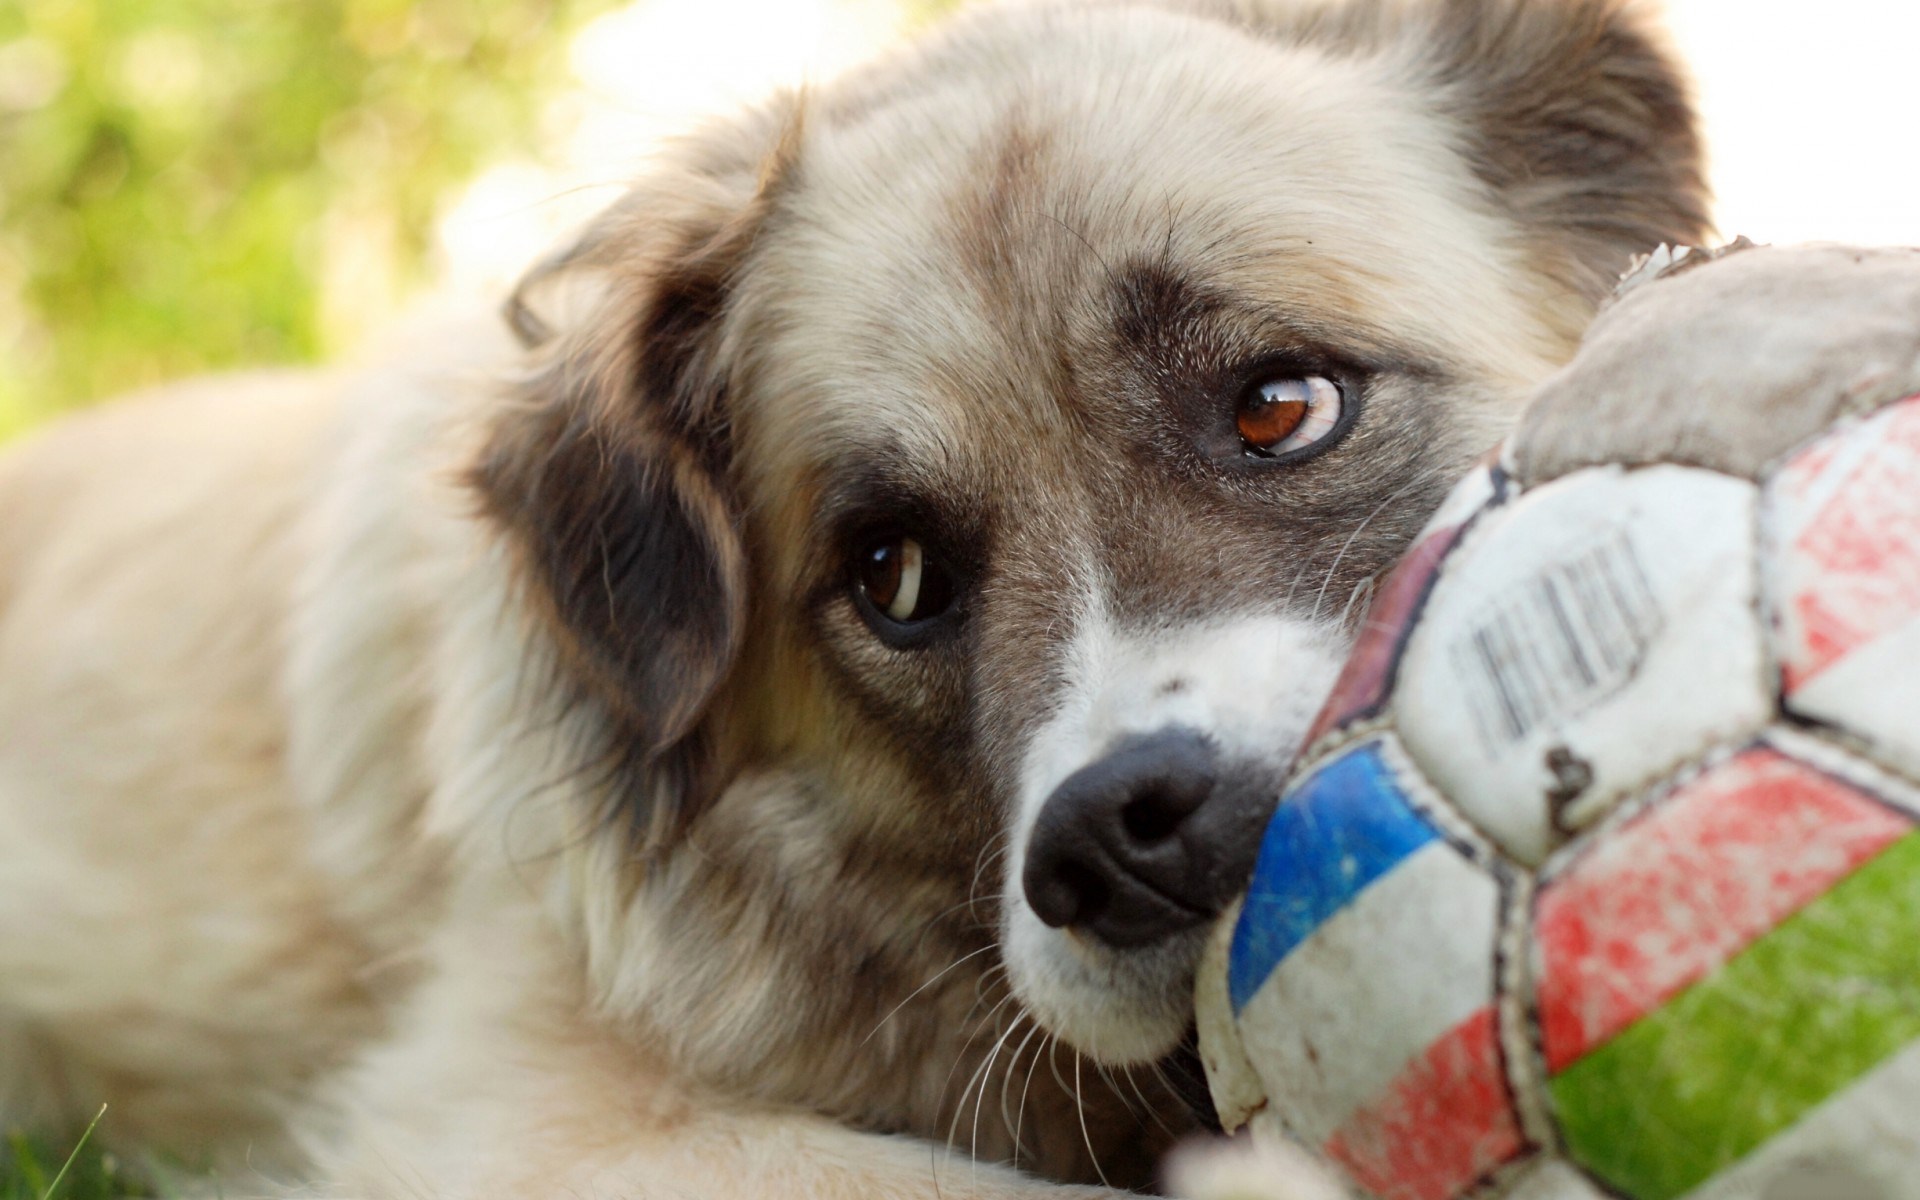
[1236,374,1345,459]
[854,535,956,631]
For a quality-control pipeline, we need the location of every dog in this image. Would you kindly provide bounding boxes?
[0,0,1706,1194]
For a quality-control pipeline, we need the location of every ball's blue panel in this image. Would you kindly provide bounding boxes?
[1227,741,1440,1011]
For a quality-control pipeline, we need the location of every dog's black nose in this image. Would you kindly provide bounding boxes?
[1023,728,1263,948]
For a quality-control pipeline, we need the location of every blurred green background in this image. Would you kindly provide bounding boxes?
[0,0,618,440]
[0,0,952,443]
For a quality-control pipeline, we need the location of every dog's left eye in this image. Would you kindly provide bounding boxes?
[855,535,956,629]
[1236,374,1344,457]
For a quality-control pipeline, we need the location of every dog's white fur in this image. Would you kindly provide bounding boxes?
[0,1,1705,1194]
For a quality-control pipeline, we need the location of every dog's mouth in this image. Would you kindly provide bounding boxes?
[1001,901,1211,1065]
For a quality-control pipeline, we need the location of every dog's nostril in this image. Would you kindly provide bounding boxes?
[1027,855,1110,928]
[1121,791,1186,842]
[1022,728,1240,947]
[1059,860,1109,924]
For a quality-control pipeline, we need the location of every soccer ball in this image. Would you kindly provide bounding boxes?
[1197,381,1920,1200]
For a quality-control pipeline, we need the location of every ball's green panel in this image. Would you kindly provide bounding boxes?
[1550,830,1920,1199]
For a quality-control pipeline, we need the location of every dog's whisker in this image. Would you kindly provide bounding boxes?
[904,843,1008,950]
[1310,473,1430,626]
[940,986,1021,1155]
[1072,1048,1111,1188]
[1131,1064,1182,1141]
[1338,573,1380,629]
[907,897,978,939]
[957,1002,1017,1150]
[1034,208,1116,286]
[1045,1037,1075,1115]
[943,991,1021,1163]
[1143,1054,1203,1141]
[859,944,994,1048]
[971,1010,1027,1166]
[965,962,1009,1023]
[1092,1060,1136,1120]
[1280,553,1319,613]
[999,1018,1046,1166]
[1044,1038,1108,1183]
[1014,1029,1052,1171]
[963,840,1012,925]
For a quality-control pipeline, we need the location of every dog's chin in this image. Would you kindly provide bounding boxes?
[1002,902,1206,1066]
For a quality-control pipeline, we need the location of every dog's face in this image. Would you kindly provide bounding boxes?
[477,0,1705,1163]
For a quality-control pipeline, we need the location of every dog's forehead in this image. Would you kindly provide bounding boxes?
[732,7,1562,463]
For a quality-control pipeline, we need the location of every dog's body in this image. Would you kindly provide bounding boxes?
[0,1,1706,1195]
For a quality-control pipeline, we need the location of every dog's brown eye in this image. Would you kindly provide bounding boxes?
[1237,375,1344,457]
[856,536,955,627]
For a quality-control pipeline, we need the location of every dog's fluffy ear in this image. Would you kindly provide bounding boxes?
[1275,0,1709,301]
[473,100,802,845]
[1427,0,1710,299]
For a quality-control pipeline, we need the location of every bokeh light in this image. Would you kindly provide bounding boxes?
[434,0,917,300]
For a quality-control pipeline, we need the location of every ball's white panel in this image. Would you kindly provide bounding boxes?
[1502,1160,1614,1200]
[1393,464,1768,864]
[1677,1035,1920,1200]
[1791,624,1920,782]
[1769,392,1920,784]
[1226,739,1523,1199]
[1237,838,1500,1145]
[1195,896,1267,1134]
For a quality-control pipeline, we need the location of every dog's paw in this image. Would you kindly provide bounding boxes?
[1161,1133,1352,1200]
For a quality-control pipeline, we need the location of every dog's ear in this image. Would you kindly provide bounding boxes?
[1276,0,1709,303]
[1428,0,1710,300]
[473,100,802,845]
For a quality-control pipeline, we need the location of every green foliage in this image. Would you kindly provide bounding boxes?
[0,0,613,436]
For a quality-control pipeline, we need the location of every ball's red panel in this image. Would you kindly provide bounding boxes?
[1773,392,1920,690]
[1323,1005,1525,1200]
[1534,745,1913,1073]
[1770,392,1920,782]
[1546,785,1920,1199]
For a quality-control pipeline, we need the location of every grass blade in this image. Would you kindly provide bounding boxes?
[38,1107,105,1200]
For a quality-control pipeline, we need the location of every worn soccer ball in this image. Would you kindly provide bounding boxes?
[1197,245,1920,1200]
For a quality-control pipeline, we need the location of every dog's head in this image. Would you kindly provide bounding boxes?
[474,0,1705,1152]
